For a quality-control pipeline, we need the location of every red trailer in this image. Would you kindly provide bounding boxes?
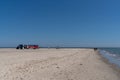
[27,45,39,49]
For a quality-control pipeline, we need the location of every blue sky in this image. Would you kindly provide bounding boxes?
[0,0,120,47]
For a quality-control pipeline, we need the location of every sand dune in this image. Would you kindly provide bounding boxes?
[0,49,119,80]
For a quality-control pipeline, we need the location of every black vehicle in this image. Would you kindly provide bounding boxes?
[16,44,24,49]
[94,48,98,51]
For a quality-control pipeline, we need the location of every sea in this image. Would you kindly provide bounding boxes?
[99,48,120,68]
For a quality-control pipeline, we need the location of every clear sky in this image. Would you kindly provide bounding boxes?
[0,0,120,47]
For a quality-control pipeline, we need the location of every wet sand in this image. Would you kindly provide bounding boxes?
[0,48,119,80]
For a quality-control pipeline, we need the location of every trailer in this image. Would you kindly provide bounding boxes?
[26,45,39,49]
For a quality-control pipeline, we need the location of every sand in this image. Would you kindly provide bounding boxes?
[0,48,119,80]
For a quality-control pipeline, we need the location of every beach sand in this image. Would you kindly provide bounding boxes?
[0,48,119,80]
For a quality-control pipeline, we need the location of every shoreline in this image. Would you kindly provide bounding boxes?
[96,50,120,77]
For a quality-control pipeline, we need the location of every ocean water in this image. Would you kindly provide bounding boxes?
[99,48,120,67]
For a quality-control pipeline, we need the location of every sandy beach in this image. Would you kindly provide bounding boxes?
[0,48,119,80]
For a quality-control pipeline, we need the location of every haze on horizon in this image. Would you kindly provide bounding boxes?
[0,0,120,47]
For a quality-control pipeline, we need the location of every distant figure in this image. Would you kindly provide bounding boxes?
[24,45,28,49]
[94,48,98,51]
